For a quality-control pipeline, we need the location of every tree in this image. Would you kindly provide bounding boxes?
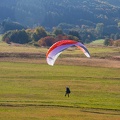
[33,27,47,41]
[104,25,120,36]
[95,23,104,37]
[53,28,63,36]
[104,38,113,46]
[68,35,79,41]
[2,30,30,44]
[118,22,120,27]
[38,36,56,47]
[68,30,81,40]
[15,30,30,44]
[2,31,12,43]
[114,33,120,40]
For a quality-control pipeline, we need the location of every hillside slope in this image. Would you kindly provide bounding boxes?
[0,0,120,28]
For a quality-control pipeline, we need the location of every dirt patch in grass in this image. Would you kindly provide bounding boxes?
[0,55,119,68]
[58,58,120,68]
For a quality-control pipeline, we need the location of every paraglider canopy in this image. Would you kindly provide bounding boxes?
[46,40,90,66]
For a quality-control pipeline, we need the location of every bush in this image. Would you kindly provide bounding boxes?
[104,38,113,46]
[2,30,30,44]
[38,36,56,47]
[33,27,47,41]
[113,39,120,47]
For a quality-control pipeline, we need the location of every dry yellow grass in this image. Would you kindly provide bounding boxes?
[0,57,119,68]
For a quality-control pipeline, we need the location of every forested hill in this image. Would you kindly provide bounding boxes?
[0,0,120,29]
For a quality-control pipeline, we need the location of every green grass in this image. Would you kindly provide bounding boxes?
[0,41,120,119]
[0,62,120,119]
[0,42,46,53]
[0,35,2,42]
[90,39,104,45]
[88,39,120,58]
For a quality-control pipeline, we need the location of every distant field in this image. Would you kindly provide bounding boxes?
[0,40,120,59]
[90,39,104,45]
[0,40,120,120]
[0,41,46,53]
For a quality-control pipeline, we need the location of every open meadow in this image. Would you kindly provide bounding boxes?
[0,40,120,120]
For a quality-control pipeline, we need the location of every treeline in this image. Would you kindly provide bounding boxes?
[104,38,120,47]
[2,25,120,47]
[0,0,120,28]
[0,19,26,33]
[2,26,80,46]
[1,0,120,46]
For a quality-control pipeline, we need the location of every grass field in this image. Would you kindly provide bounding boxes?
[0,62,120,120]
[0,41,120,120]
